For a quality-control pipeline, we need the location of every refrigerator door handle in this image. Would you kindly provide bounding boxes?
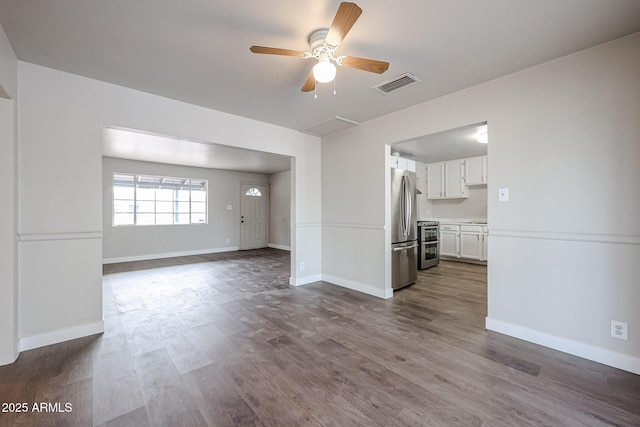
[405,176,412,237]
[392,244,418,252]
[400,176,407,236]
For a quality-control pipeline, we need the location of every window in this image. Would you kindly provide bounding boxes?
[113,173,207,226]
[245,187,262,197]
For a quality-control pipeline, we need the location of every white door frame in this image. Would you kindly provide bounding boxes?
[239,182,269,250]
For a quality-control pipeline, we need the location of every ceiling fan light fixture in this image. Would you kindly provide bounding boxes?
[250,3,389,93]
[313,59,337,83]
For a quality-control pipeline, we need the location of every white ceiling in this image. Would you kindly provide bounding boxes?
[102,127,292,174]
[392,123,488,164]
[2,1,640,171]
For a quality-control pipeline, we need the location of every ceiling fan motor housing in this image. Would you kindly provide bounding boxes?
[309,29,330,52]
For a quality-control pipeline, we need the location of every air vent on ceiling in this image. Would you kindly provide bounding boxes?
[301,116,359,137]
[372,73,421,95]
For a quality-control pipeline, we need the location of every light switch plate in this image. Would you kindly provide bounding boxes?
[498,188,510,202]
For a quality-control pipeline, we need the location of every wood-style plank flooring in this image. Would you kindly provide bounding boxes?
[1,248,639,426]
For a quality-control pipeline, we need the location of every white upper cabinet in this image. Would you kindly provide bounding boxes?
[426,162,444,199]
[399,157,416,172]
[463,156,488,185]
[388,155,416,172]
[426,155,487,199]
[426,160,467,199]
[444,160,466,198]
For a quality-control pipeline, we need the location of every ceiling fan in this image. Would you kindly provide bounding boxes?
[250,2,390,93]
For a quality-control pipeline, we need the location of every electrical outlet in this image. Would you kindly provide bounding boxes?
[611,320,628,340]
[226,238,231,244]
[300,262,305,271]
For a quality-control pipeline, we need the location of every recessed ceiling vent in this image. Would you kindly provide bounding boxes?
[372,73,421,95]
[301,116,359,136]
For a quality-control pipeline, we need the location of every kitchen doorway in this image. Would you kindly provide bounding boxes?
[388,122,489,325]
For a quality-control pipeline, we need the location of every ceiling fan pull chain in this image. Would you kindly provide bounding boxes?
[314,80,318,99]
[333,78,337,95]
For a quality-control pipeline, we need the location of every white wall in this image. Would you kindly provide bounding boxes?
[322,33,640,373]
[0,25,18,365]
[430,187,487,220]
[0,25,16,98]
[269,170,291,250]
[102,157,271,261]
[15,61,321,359]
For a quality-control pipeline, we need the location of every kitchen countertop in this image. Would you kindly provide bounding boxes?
[419,218,487,225]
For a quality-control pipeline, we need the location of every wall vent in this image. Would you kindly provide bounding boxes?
[372,73,421,95]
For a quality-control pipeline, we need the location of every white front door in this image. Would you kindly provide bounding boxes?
[240,184,268,250]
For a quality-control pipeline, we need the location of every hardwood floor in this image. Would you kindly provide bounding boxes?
[1,248,639,426]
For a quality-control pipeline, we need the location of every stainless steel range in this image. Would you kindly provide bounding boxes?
[417,221,439,269]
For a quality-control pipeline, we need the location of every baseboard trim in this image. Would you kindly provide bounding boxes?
[322,274,393,299]
[103,246,239,264]
[288,274,392,299]
[290,274,322,286]
[268,243,291,251]
[486,317,640,375]
[18,321,105,353]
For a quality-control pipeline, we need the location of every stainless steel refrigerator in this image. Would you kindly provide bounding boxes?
[391,168,418,290]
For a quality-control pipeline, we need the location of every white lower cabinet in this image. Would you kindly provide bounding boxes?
[459,225,483,261]
[440,223,488,262]
[439,224,460,258]
[482,226,488,261]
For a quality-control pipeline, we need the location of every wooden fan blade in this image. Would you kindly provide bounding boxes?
[250,46,306,57]
[301,70,316,92]
[341,56,389,74]
[325,2,362,47]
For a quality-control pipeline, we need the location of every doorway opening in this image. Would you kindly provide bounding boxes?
[388,122,489,325]
[101,125,294,271]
